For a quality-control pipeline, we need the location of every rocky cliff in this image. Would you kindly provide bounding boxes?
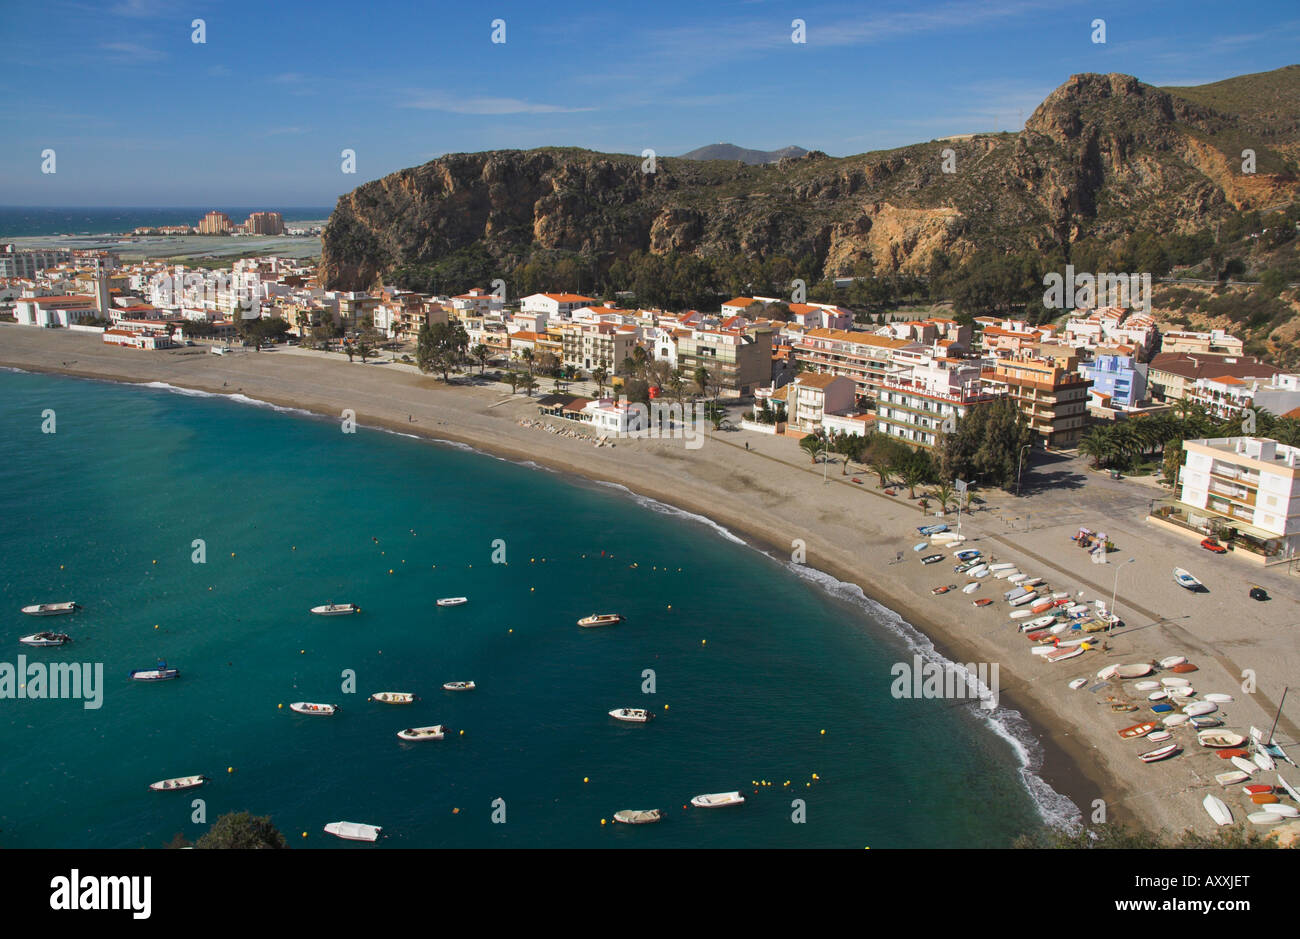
[320,67,1300,291]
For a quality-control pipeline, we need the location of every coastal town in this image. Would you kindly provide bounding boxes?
[3,222,1299,846]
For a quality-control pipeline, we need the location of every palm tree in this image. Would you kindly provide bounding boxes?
[931,481,955,515]
[694,366,710,397]
[901,462,926,500]
[799,435,825,464]
[918,497,931,516]
[472,343,489,374]
[592,367,609,397]
[1078,426,1113,469]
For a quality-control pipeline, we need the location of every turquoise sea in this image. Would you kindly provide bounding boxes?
[0,370,1076,848]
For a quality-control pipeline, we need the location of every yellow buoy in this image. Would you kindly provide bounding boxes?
[508,628,513,633]
[60,565,64,569]
[388,569,393,574]
[302,832,308,838]
[231,553,235,557]
[530,587,535,592]
[600,819,606,826]
[820,729,826,735]
[701,639,706,645]
[453,807,460,814]
[812,773,819,780]
[583,777,589,783]
[292,546,296,550]
[300,650,305,654]
[152,559,157,565]
[278,703,283,709]
[459,730,464,736]
[227,767,233,774]
[154,624,159,630]
[664,704,669,710]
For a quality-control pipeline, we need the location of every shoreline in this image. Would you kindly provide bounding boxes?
[7,327,1297,841]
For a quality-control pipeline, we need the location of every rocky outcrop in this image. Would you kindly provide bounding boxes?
[320,69,1300,290]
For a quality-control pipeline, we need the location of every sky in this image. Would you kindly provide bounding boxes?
[3,0,1297,206]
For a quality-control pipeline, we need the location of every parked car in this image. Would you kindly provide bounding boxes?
[1249,586,1269,601]
[1200,538,1227,554]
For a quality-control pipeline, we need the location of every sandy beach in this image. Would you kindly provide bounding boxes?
[4,324,1298,840]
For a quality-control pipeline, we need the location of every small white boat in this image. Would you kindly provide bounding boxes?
[1010,609,1033,620]
[1168,686,1195,698]
[1215,770,1251,787]
[324,821,381,842]
[1115,663,1153,679]
[1008,592,1039,607]
[1266,803,1298,818]
[988,562,1015,572]
[1203,693,1233,704]
[1203,794,1232,826]
[1021,577,1043,587]
[962,582,979,594]
[1045,646,1084,663]
[368,692,415,704]
[149,775,207,792]
[1148,690,1168,701]
[1031,645,1056,655]
[1052,591,1070,599]
[1173,568,1203,591]
[691,791,744,808]
[1159,655,1187,668]
[1049,621,1070,635]
[1198,730,1246,748]
[578,613,623,628]
[1182,701,1217,717]
[437,597,468,607]
[1253,750,1276,772]
[1279,774,1300,803]
[1139,744,1181,763]
[1230,756,1258,775]
[1160,677,1190,688]
[289,702,338,715]
[19,631,71,647]
[1146,730,1173,743]
[21,602,80,616]
[1021,615,1058,632]
[1162,713,1189,727]
[609,708,652,723]
[1248,811,1285,825]
[967,564,989,578]
[1134,680,1160,691]
[442,681,475,691]
[1097,665,1119,681]
[310,603,359,615]
[129,662,179,681]
[613,809,662,825]
[397,725,445,741]
[1065,603,1090,615]
[992,568,1021,580]
[912,541,929,552]
[1068,678,1087,690]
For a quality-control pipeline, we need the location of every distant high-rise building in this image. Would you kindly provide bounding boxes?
[198,211,232,234]
[244,211,284,235]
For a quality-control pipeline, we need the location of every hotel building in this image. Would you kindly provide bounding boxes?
[1174,436,1300,556]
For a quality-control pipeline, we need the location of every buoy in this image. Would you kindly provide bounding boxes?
[459,730,464,736]
[600,819,606,826]
[531,558,535,563]
[154,624,159,629]
[812,773,819,780]
[508,628,513,633]
[278,703,283,709]
[388,569,393,574]
[668,605,672,610]
[231,552,235,557]
[292,546,296,550]
[701,639,706,645]
[530,587,535,592]
[227,767,233,774]
[302,832,308,838]
[60,565,64,570]
[152,559,157,565]
[583,777,589,783]
[300,649,305,654]
[208,586,212,590]
[806,782,811,787]
[820,729,826,735]
[453,807,460,814]
[664,704,669,710]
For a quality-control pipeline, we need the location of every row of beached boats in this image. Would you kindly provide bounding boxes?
[1080,657,1299,827]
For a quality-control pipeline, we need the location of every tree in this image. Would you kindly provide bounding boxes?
[930,481,955,514]
[1078,426,1114,469]
[799,434,825,464]
[416,321,468,381]
[939,399,1035,490]
[694,366,710,396]
[472,343,490,374]
[504,370,524,394]
[592,367,609,397]
[194,811,287,849]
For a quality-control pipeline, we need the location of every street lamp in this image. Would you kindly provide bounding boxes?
[1108,557,1135,632]
[818,443,831,484]
[1016,444,1033,496]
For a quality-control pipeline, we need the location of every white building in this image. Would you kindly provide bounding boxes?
[1177,436,1300,556]
[520,293,597,319]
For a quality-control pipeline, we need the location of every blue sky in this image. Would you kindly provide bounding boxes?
[4,0,1297,206]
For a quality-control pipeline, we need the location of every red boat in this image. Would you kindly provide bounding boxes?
[1244,784,1274,796]
[1251,793,1280,805]
[1026,630,1053,641]
[1030,601,1055,614]
[1052,598,1072,608]
[972,598,993,607]
[932,585,952,595]
[1216,748,1249,759]
[1118,721,1158,739]
[1170,663,1198,673]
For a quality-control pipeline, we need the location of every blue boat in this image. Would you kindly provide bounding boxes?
[129,660,179,681]
[1150,703,1173,713]
[912,542,929,552]
[917,524,948,536]
[954,549,981,561]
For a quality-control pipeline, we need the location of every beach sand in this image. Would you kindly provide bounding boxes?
[5,325,1297,840]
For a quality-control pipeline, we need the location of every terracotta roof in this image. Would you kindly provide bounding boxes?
[1148,352,1278,382]
[796,372,850,390]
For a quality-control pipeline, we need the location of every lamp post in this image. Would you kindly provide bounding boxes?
[818,443,830,484]
[1016,444,1033,496]
[1109,557,1135,632]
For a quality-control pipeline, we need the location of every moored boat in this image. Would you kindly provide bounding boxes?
[609,707,652,722]
[129,661,179,681]
[324,821,381,842]
[613,809,662,825]
[368,692,415,704]
[442,681,475,691]
[19,631,71,647]
[289,702,338,715]
[310,603,359,615]
[397,725,445,741]
[149,775,207,792]
[578,613,623,628]
[21,601,80,616]
[690,791,745,808]
[436,597,468,607]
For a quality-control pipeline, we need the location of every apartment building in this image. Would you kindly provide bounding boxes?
[983,357,1091,448]
[1146,352,1279,403]
[676,326,775,396]
[1081,353,1148,409]
[560,322,642,373]
[875,353,992,450]
[520,292,597,319]
[791,328,919,405]
[1161,329,1244,356]
[198,211,232,234]
[1176,436,1300,555]
[0,246,73,278]
[779,372,857,434]
[244,212,284,235]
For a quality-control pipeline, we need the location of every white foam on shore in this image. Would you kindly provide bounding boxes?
[593,481,748,545]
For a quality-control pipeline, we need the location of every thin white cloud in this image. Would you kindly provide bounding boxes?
[400,92,596,115]
[99,41,168,62]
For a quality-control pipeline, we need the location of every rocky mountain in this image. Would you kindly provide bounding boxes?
[679,143,809,164]
[320,67,1300,291]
